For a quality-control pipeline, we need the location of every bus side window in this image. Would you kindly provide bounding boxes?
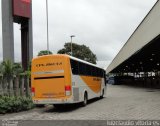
[79,62,86,75]
[97,69,102,77]
[86,65,92,76]
[92,67,97,77]
[70,59,79,75]
[104,71,107,86]
[101,69,103,77]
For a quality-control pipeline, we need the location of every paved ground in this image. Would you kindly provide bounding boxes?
[1,84,160,121]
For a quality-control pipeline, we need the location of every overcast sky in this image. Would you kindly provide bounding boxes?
[0,0,157,68]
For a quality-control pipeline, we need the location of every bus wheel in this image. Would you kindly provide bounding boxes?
[82,92,88,107]
[100,89,104,99]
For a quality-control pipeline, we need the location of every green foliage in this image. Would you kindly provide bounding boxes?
[38,50,53,56]
[57,42,97,64]
[0,63,4,75]
[25,71,31,78]
[0,96,34,114]
[13,63,24,76]
[0,61,31,97]
[2,60,14,78]
[27,61,32,71]
[0,62,24,77]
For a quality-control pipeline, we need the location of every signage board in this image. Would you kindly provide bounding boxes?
[13,0,31,19]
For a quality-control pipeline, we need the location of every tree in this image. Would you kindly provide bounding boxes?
[0,63,3,74]
[13,63,23,96]
[2,60,14,96]
[38,50,53,56]
[0,63,3,95]
[13,63,24,75]
[57,43,97,64]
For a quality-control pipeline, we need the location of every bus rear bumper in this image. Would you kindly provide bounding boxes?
[32,97,79,105]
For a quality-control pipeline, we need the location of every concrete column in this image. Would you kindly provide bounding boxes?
[29,0,33,61]
[21,20,29,70]
[21,0,33,70]
[1,0,14,62]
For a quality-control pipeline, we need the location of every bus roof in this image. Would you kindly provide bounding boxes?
[33,54,105,71]
[69,55,104,70]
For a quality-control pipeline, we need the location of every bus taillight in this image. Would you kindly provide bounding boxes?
[31,87,35,97]
[65,85,71,96]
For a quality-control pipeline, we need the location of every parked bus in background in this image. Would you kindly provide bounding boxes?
[31,54,107,107]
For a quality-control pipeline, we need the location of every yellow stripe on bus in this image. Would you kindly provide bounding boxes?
[80,76,101,93]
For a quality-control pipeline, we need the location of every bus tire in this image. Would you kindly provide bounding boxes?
[82,92,88,107]
[100,89,104,99]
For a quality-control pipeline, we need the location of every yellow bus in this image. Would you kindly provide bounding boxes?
[31,54,107,107]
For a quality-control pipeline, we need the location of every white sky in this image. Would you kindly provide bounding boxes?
[0,0,157,68]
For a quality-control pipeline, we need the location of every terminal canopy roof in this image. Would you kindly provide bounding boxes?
[106,0,160,74]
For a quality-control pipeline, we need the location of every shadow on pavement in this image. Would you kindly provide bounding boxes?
[43,97,105,113]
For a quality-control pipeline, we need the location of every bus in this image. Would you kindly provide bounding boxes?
[31,54,107,107]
